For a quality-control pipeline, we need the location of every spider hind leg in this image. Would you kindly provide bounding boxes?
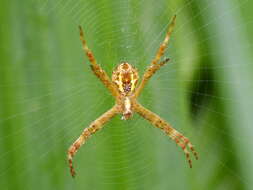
[79,26,119,97]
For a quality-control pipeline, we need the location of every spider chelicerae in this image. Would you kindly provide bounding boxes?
[68,15,198,177]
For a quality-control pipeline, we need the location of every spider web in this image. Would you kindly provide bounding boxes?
[0,0,253,189]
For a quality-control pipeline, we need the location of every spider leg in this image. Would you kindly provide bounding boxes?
[134,58,170,97]
[79,26,119,97]
[133,102,198,167]
[68,105,119,177]
[152,15,176,65]
[135,15,176,97]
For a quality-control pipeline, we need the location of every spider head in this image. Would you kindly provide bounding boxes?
[112,62,139,95]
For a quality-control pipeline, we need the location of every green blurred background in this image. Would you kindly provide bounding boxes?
[1,0,253,189]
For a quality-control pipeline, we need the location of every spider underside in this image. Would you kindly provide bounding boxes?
[68,15,198,177]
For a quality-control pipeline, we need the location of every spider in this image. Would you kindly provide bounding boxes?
[68,15,198,177]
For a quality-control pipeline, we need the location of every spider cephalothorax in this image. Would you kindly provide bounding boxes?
[112,62,139,95]
[68,15,198,178]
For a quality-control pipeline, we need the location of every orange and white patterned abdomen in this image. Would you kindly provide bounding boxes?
[112,62,139,95]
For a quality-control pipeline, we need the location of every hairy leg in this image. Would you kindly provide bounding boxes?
[152,15,176,65]
[79,26,119,97]
[68,105,119,177]
[134,58,170,97]
[133,102,198,167]
[135,15,176,97]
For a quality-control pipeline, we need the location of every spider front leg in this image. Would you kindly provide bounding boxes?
[79,26,119,97]
[133,102,198,167]
[68,105,119,177]
[135,15,176,97]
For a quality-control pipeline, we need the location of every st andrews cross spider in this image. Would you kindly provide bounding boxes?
[68,15,198,177]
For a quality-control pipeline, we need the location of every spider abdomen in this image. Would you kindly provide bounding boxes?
[112,62,139,95]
